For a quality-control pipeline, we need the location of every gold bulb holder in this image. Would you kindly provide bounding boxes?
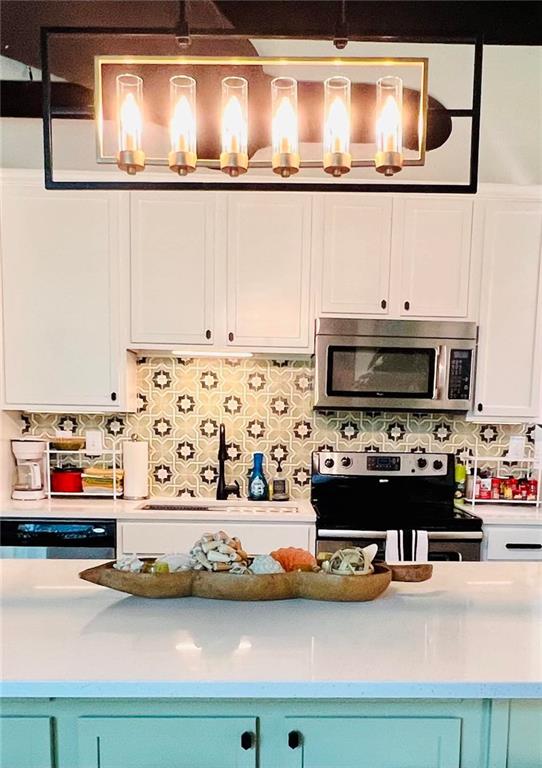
[168,150,197,175]
[323,151,352,177]
[375,150,403,176]
[272,152,300,178]
[220,151,249,177]
[117,149,145,175]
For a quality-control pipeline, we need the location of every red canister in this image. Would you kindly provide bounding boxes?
[491,477,501,500]
[50,467,83,493]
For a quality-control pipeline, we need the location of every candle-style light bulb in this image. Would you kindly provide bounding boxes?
[116,73,145,174]
[220,77,248,176]
[271,77,300,177]
[375,75,403,176]
[323,76,351,176]
[168,75,197,175]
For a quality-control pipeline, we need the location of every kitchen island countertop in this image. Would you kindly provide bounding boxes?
[1,560,541,700]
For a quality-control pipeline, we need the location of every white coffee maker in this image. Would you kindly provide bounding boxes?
[11,440,48,500]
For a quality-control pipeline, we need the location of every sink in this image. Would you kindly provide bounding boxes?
[139,504,214,511]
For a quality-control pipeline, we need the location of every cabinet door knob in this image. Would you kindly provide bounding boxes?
[288,730,302,749]
[205,329,212,340]
[404,300,410,311]
[477,402,483,412]
[241,731,255,750]
[380,299,387,309]
[111,392,117,402]
[228,332,234,342]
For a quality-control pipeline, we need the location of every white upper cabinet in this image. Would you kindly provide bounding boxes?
[473,197,542,421]
[319,195,392,315]
[394,197,474,318]
[226,193,312,350]
[130,192,216,346]
[1,176,135,412]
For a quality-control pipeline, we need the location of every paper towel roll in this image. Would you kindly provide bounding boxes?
[123,439,149,499]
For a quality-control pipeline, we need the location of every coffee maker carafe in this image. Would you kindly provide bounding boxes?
[11,440,47,500]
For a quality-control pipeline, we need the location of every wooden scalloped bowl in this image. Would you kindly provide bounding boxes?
[79,562,393,602]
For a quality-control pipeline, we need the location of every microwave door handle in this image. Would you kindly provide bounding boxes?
[433,345,445,399]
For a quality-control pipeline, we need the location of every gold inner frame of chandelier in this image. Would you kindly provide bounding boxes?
[95,55,429,169]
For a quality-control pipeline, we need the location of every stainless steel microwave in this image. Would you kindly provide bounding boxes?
[314,319,477,412]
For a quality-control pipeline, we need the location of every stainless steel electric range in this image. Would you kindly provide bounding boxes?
[311,450,483,561]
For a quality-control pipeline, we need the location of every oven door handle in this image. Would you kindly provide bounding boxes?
[317,529,483,541]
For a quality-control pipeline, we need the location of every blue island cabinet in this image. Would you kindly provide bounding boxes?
[1,699,541,767]
[76,716,258,768]
[0,716,54,768]
[281,716,461,767]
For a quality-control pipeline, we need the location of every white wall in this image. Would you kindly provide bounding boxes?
[480,46,542,185]
[0,410,19,501]
[0,46,540,184]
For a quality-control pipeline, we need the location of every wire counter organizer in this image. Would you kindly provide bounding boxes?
[464,455,541,509]
[45,442,123,499]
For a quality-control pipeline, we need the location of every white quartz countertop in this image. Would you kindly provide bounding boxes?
[456,501,542,526]
[0,497,316,523]
[1,560,541,700]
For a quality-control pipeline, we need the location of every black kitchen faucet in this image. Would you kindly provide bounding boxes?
[216,423,241,500]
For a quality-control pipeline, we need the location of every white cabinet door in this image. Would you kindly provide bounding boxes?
[483,525,542,561]
[396,197,473,318]
[320,195,392,315]
[474,199,542,420]
[119,521,315,556]
[226,193,312,350]
[130,192,216,345]
[1,180,129,411]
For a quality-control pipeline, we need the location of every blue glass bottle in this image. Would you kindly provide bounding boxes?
[248,453,269,501]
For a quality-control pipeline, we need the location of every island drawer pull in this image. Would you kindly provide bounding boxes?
[288,730,303,749]
[505,543,542,550]
[241,731,256,750]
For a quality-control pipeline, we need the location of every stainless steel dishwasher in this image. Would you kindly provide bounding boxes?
[0,518,116,559]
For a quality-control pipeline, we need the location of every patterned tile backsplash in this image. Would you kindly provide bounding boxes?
[21,356,535,499]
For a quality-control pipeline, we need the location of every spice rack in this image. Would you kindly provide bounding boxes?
[45,442,123,499]
[463,455,541,508]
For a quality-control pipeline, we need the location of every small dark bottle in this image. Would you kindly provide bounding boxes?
[248,453,269,501]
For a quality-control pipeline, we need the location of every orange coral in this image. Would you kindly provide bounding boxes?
[270,547,317,572]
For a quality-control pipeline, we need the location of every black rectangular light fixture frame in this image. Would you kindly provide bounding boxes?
[41,26,483,193]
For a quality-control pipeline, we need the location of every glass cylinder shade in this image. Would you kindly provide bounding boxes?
[323,76,352,176]
[168,75,197,175]
[375,75,403,176]
[116,73,145,174]
[220,76,248,176]
[271,77,300,177]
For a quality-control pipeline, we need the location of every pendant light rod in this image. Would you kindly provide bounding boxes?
[334,0,349,50]
[174,0,191,49]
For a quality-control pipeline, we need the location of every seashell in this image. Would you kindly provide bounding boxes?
[154,553,192,573]
[250,555,285,575]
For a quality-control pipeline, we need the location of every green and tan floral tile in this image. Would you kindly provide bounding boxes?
[20,356,535,499]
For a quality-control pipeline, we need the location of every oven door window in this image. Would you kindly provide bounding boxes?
[327,346,436,398]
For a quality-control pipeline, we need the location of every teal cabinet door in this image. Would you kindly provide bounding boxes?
[507,701,542,768]
[77,716,257,768]
[283,717,461,768]
[0,716,53,768]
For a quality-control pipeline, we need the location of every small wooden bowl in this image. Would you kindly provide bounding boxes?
[50,436,86,451]
[387,563,433,582]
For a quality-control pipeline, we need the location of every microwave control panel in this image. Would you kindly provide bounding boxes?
[448,349,472,400]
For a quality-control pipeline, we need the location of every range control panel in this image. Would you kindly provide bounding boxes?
[448,349,473,400]
[315,451,449,477]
